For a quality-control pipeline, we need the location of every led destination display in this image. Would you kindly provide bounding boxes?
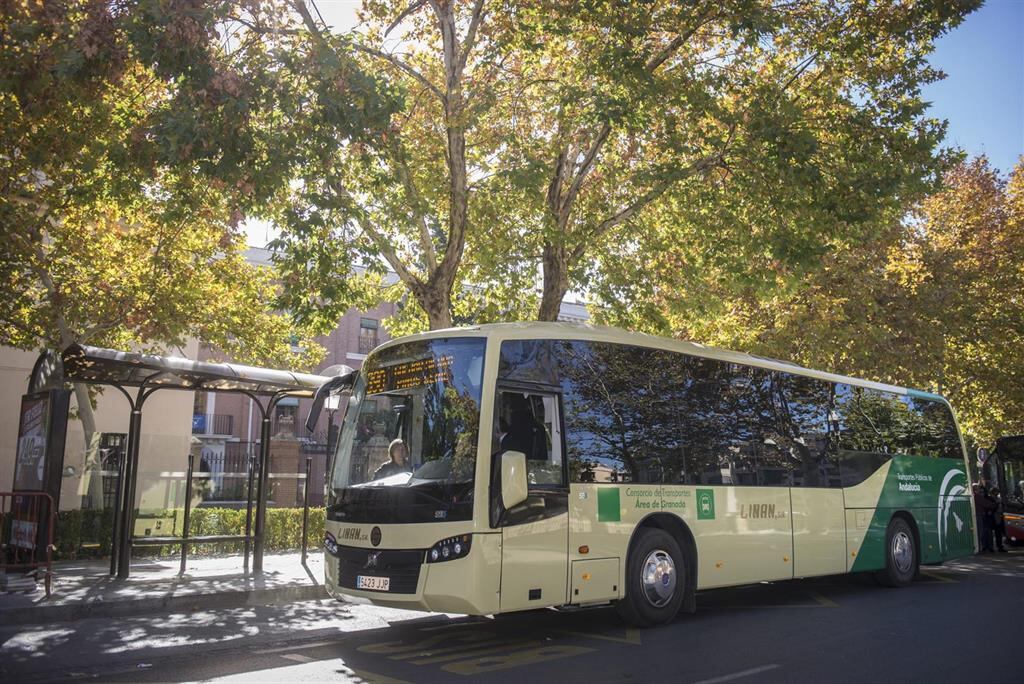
[366,355,454,395]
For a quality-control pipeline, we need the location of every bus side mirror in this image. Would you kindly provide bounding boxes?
[305,368,356,433]
[501,451,528,510]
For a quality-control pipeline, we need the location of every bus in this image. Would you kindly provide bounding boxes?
[312,323,977,626]
[981,435,1024,544]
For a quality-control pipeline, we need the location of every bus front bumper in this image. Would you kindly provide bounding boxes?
[325,532,502,615]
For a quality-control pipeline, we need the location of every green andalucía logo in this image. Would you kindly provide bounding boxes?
[696,489,715,520]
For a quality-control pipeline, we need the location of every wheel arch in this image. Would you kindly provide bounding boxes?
[626,512,698,613]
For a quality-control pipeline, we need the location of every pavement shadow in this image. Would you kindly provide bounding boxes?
[4,552,1021,684]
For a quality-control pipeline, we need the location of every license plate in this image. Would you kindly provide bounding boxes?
[356,575,390,591]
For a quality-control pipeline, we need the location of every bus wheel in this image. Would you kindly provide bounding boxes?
[617,528,685,626]
[876,517,918,588]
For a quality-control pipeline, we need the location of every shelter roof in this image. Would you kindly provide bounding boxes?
[62,344,329,397]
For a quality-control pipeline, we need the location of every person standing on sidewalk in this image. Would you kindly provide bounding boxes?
[973,481,995,552]
[991,486,1009,553]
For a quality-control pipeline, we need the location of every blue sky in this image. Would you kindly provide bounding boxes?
[924,0,1024,174]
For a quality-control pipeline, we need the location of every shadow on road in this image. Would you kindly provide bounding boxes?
[3,551,1022,684]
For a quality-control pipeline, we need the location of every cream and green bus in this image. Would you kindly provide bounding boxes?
[315,323,976,626]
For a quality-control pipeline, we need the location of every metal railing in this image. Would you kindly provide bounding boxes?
[0,491,56,596]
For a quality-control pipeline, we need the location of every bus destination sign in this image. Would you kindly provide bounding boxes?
[366,355,454,395]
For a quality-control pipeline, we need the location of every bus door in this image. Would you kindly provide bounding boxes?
[493,387,569,612]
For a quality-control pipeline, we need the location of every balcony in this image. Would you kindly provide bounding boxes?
[192,413,234,436]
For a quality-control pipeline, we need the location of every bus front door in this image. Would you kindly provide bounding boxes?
[495,389,569,612]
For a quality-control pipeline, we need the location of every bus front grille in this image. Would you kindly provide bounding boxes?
[335,545,424,594]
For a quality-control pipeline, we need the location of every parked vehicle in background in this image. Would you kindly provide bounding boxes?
[983,435,1024,545]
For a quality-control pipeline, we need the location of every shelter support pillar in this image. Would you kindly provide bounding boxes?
[253,411,272,573]
[116,405,143,579]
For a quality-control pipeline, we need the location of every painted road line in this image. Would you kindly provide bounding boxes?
[691,664,781,684]
[920,569,958,583]
[280,653,315,663]
[419,618,490,631]
[349,669,412,684]
[390,635,505,660]
[253,640,338,654]
[358,630,495,657]
[441,644,595,675]
[556,628,643,645]
[807,591,839,607]
[411,640,535,665]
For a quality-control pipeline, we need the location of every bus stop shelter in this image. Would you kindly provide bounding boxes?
[60,344,333,579]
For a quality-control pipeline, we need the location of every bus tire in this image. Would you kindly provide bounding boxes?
[616,528,685,626]
[876,517,918,588]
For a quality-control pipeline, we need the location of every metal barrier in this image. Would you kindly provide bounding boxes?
[0,491,56,596]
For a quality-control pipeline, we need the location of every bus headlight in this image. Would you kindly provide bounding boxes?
[426,535,471,563]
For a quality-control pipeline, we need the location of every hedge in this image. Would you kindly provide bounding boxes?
[52,507,325,560]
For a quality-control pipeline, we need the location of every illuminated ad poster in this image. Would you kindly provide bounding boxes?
[14,395,49,491]
[11,391,71,550]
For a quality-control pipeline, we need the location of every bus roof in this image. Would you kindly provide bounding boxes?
[375,321,943,403]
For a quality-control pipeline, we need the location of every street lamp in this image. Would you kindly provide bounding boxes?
[324,393,341,455]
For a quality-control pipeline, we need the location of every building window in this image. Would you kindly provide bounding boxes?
[359,318,379,354]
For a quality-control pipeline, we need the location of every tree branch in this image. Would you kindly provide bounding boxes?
[289,0,330,49]
[555,10,717,226]
[572,152,724,262]
[385,0,428,37]
[329,182,421,288]
[387,140,438,275]
[456,0,487,79]
[559,122,611,223]
[351,42,445,102]
[229,15,301,37]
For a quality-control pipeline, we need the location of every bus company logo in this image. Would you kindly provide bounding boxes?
[739,503,787,520]
[937,467,967,552]
[340,527,367,542]
[364,551,381,570]
[696,489,715,520]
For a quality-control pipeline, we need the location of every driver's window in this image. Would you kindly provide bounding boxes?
[495,390,564,486]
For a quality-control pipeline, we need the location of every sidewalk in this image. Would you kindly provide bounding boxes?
[0,552,327,626]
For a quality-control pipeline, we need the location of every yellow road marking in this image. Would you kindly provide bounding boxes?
[412,640,534,665]
[349,669,412,684]
[920,570,958,583]
[556,628,643,645]
[391,636,508,661]
[808,591,839,607]
[442,644,595,675]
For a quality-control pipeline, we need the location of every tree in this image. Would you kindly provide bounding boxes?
[515,0,978,320]
[1,1,382,503]
[263,0,976,331]
[266,0,509,332]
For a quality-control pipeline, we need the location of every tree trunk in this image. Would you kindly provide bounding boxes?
[74,381,105,509]
[414,282,454,330]
[538,241,570,321]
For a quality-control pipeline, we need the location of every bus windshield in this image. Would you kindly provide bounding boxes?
[328,337,485,523]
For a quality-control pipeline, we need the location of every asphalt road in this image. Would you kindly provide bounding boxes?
[3,551,1022,684]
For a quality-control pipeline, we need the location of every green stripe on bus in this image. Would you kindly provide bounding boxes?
[597,487,621,522]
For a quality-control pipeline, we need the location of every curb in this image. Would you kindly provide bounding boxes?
[0,584,328,626]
